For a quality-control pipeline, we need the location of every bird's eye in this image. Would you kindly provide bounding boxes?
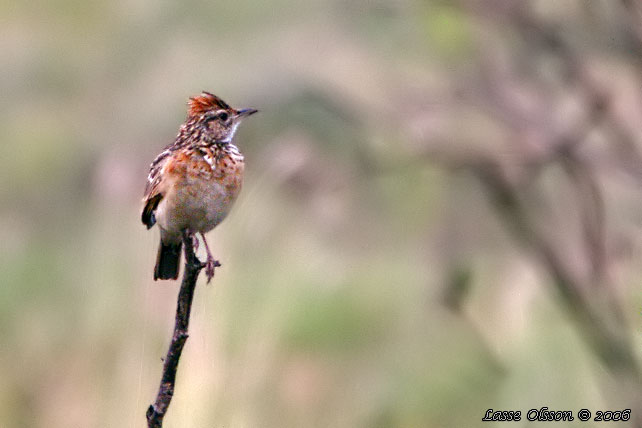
[218,112,229,121]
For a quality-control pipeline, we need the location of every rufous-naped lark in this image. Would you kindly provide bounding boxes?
[142,92,257,282]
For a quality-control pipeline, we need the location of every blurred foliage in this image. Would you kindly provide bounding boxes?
[2,0,642,427]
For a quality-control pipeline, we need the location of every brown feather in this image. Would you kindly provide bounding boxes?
[188,91,231,117]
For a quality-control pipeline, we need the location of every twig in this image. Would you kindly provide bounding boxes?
[146,229,213,428]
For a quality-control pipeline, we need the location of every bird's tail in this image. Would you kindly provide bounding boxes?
[154,241,182,280]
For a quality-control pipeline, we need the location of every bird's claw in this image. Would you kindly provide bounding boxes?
[204,256,221,283]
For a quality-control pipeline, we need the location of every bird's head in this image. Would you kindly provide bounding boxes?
[188,91,258,143]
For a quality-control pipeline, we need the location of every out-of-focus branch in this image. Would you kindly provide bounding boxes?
[473,163,642,423]
[474,165,636,369]
[482,0,638,369]
[146,230,210,428]
[559,155,607,286]
[414,2,642,422]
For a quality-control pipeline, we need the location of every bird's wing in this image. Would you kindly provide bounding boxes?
[141,148,173,228]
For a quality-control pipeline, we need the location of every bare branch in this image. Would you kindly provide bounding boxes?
[146,230,216,428]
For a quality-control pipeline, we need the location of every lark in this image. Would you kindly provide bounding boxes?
[142,92,257,282]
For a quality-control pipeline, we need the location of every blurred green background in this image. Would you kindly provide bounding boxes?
[2,1,642,427]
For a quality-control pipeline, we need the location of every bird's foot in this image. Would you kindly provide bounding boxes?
[200,232,221,283]
[204,255,221,284]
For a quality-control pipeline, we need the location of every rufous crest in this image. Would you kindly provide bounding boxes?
[187,91,231,117]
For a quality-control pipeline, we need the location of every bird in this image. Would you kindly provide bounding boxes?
[142,91,257,282]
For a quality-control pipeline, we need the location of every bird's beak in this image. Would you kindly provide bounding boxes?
[237,108,258,118]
